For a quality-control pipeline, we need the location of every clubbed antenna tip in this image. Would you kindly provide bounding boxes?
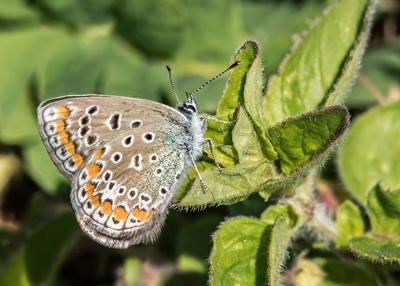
[230,61,241,69]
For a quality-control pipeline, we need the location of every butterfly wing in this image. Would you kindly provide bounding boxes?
[37,95,193,248]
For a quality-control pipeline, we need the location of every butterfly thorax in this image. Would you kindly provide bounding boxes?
[176,96,205,161]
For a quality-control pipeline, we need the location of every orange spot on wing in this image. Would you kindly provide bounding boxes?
[131,207,155,222]
[90,195,101,208]
[73,153,83,167]
[57,106,70,117]
[58,131,69,144]
[86,164,101,178]
[65,142,75,155]
[85,183,95,197]
[56,120,66,132]
[131,207,142,221]
[114,206,128,221]
[91,148,104,161]
[101,201,112,215]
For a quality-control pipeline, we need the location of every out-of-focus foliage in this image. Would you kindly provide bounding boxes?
[0,0,399,285]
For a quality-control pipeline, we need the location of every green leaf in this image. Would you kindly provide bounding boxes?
[367,184,400,237]
[0,213,80,286]
[242,43,264,131]
[175,160,274,207]
[370,185,400,217]
[267,215,291,286]
[209,217,270,286]
[242,1,329,75]
[268,106,349,174]
[335,200,364,249]
[350,237,400,264]
[205,41,260,166]
[323,0,377,106]
[264,0,372,126]
[349,185,400,262]
[215,41,257,121]
[232,106,264,163]
[338,100,400,205]
[260,204,299,228]
[241,42,277,161]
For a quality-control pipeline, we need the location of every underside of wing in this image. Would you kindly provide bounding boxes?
[37,94,192,248]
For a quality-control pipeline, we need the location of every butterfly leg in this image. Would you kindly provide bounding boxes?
[199,114,236,124]
[203,138,222,173]
[189,153,209,192]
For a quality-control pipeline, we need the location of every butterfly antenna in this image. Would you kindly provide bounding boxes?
[166,65,180,103]
[188,61,241,98]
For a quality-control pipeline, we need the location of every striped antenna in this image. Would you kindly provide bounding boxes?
[188,61,240,98]
[166,65,180,103]
[166,61,240,102]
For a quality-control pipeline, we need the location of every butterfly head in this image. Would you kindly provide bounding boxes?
[177,93,198,119]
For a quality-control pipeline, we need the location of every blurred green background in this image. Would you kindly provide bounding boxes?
[0,0,399,285]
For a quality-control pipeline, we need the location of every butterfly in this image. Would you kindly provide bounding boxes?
[36,62,239,248]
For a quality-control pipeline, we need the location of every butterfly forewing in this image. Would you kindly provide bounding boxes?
[37,95,194,248]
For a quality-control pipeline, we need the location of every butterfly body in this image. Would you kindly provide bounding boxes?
[37,94,205,248]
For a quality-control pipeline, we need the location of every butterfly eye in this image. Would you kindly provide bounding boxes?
[187,104,197,113]
[184,103,197,113]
